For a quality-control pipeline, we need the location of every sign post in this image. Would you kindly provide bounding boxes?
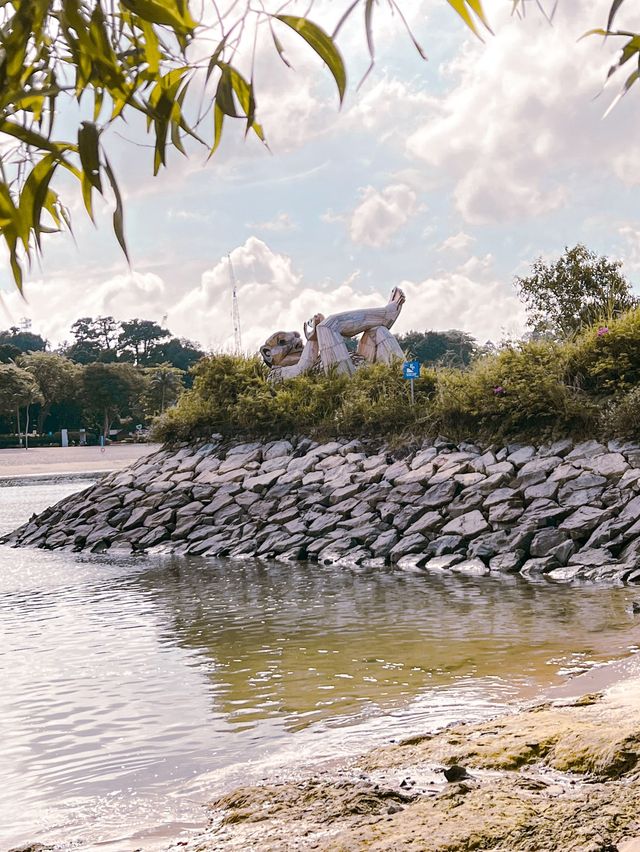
[402,360,421,404]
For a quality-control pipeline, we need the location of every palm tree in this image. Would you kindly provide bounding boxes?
[149,365,184,413]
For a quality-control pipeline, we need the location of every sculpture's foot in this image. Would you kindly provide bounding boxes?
[383,287,405,328]
[390,287,406,308]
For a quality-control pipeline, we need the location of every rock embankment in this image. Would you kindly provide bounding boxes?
[5,435,640,583]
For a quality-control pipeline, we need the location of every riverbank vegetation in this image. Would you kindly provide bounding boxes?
[154,266,640,446]
[153,243,640,446]
[151,306,640,445]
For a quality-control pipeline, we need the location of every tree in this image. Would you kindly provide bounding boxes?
[4,0,583,292]
[0,364,44,447]
[0,343,22,363]
[64,316,120,363]
[81,362,147,440]
[119,319,171,365]
[515,244,638,338]
[145,364,185,414]
[397,329,478,368]
[0,328,47,353]
[154,337,205,374]
[19,352,80,433]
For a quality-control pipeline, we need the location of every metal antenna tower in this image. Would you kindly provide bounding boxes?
[229,254,242,354]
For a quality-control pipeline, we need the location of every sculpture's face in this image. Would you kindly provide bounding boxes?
[260,331,304,367]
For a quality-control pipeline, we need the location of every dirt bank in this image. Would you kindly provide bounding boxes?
[180,672,640,852]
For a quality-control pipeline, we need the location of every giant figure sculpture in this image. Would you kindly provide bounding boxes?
[261,287,406,380]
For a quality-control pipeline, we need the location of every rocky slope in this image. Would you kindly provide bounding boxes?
[5,435,640,583]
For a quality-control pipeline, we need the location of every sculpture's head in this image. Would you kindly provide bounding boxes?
[260,330,304,367]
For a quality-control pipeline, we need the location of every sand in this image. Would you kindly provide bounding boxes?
[181,662,640,852]
[0,444,160,481]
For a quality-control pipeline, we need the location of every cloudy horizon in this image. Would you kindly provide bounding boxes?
[1,0,639,353]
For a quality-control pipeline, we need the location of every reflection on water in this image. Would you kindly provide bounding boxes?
[0,482,639,850]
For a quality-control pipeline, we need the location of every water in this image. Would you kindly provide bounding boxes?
[1,482,639,850]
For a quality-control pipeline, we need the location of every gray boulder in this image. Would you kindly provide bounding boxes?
[389,533,426,562]
[419,480,458,509]
[441,510,489,539]
[559,506,612,539]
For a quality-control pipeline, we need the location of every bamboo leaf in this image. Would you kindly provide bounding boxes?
[446,0,493,38]
[121,0,196,32]
[104,158,129,262]
[78,121,103,192]
[275,15,346,104]
[607,0,626,32]
[210,102,224,156]
[0,119,74,157]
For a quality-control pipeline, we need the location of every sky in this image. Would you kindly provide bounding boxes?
[1,0,640,353]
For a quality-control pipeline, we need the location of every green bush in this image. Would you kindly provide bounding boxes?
[431,340,596,442]
[152,356,437,442]
[152,327,640,446]
[567,308,640,396]
[600,387,640,440]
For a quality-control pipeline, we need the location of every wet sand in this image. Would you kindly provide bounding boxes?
[182,661,640,852]
[0,444,160,482]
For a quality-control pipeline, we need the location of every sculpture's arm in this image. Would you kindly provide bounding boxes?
[270,338,320,380]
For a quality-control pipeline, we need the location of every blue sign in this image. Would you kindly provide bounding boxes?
[403,360,421,380]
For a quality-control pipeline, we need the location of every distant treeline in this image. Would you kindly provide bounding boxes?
[0,316,205,444]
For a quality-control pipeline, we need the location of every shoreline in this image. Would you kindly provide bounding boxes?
[0,444,160,483]
[178,657,640,851]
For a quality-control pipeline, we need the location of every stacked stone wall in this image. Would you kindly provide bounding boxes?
[6,435,640,583]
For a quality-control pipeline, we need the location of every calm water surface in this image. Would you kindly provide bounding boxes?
[1,481,639,850]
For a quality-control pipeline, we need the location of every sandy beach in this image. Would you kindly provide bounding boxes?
[0,444,161,482]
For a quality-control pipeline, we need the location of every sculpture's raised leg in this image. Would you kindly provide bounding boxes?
[357,326,404,364]
[315,288,405,375]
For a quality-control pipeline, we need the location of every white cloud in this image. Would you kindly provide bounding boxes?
[171,240,526,350]
[396,254,527,343]
[437,231,475,253]
[406,0,639,224]
[6,238,526,352]
[348,183,419,246]
[246,212,297,232]
[2,272,167,347]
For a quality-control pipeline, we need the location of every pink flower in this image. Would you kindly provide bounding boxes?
[597,326,609,336]
[493,386,505,396]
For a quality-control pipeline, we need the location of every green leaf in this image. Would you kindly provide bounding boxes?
[104,158,129,262]
[446,0,493,38]
[215,65,238,117]
[270,27,292,68]
[0,119,74,157]
[140,19,161,74]
[275,15,347,105]
[18,153,60,250]
[78,121,103,192]
[607,0,625,32]
[121,0,196,33]
[210,102,224,156]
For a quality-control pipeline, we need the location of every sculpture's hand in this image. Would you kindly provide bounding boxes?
[304,313,325,341]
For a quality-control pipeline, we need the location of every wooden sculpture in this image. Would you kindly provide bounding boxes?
[261,287,405,380]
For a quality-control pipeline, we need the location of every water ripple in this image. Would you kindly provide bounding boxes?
[1,481,639,850]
